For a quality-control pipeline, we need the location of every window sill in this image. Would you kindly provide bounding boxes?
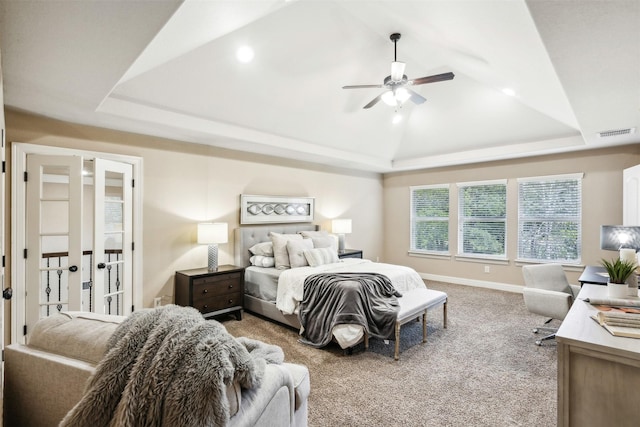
[408,251,452,260]
[454,255,509,265]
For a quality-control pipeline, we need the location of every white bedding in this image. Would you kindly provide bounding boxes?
[276,258,427,315]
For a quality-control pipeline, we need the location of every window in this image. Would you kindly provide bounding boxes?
[518,173,582,263]
[410,185,449,253]
[458,180,507,257]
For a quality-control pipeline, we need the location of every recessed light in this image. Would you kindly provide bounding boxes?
[236,46,254,63]
[502,88,516,97]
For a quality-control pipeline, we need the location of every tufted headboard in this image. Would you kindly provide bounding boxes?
[234,224,320,267]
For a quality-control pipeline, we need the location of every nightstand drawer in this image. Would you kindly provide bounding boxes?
[193,292,242,314]
[193,277,241,298]
[192,272,241,286]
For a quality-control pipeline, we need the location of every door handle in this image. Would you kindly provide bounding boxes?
[3,288,13,300]
[97,263,106,269]
[69,265,78,272]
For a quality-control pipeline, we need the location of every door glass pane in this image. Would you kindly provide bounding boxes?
[40,235,69,260]
[105,201,123,232]
[41,200,69,235]
[39,267,69,316]
[41,165,69,198]
[102,261,124,315]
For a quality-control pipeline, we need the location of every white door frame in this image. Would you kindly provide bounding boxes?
[11,142,143,344]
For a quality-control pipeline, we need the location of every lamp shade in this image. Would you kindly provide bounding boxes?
[197,223,228,244]
[600,225,640,251]
[332,219,352,234]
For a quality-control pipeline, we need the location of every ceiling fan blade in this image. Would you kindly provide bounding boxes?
[407,89,426,105]
[342,84,384,89]
[363,93,384,109]
[409,72,455,86]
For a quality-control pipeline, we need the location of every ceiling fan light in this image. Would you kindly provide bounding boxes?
[395,87,411,104]
[381,90,398,106]
[391,61,406,81]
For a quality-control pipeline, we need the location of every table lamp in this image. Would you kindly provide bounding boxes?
[332,219,352,253]
[197,222,228,271]
[600,225,640,255]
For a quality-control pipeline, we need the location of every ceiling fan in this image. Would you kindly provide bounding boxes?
[343,33,455,109]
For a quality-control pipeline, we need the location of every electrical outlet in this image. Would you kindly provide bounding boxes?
[484,265,490,273]
[153,297,162,308]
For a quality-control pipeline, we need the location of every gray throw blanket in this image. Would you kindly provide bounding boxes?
[298,273,401,348]
[60,305,284,427]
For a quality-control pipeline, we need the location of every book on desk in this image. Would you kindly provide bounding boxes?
[587,298,640,338]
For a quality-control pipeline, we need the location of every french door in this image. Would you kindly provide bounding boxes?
[13,144,142,343]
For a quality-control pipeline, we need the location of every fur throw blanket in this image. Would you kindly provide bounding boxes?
[60,305,284,427]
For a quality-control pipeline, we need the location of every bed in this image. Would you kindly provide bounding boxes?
[234,224,427,348]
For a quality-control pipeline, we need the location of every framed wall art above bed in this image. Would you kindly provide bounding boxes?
[240,194,315,224]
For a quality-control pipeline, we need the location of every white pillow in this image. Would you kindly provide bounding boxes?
[304,247,339,267]
[270,232,303,270]
[286,239,314,268]
[249,255,276,268]
[249,241,274,256]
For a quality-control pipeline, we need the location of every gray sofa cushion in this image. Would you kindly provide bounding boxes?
[28,311,125,365]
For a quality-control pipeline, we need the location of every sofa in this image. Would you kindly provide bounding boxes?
[3,311,310,426]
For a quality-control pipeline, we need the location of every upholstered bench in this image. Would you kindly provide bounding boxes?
[391,288,448,360]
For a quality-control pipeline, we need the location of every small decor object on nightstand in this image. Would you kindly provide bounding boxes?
[175,265,245,320]
[197,222,228,271]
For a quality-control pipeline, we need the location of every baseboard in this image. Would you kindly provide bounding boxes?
[419,272,523,294]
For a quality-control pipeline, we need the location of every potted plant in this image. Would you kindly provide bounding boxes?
[601,258,637,298]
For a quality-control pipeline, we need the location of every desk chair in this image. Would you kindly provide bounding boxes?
[522,264,581,345]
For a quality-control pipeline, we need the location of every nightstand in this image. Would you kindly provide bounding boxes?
[174,265,245,320]
[338,249,363,259]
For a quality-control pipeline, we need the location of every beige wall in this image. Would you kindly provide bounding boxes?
[383,145,640,286]
[5,110,383,308]
[7,109,640,306]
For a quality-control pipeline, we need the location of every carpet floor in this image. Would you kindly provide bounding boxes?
[223,281,558,427]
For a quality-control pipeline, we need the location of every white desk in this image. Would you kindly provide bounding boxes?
[556,284,640,427]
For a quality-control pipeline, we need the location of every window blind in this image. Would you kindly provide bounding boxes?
[458,181,506,256]
[410,185,449,253]
[518,175,582,262]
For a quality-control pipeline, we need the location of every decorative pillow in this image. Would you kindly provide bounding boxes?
[299,230,339,251]
[310,236,338,251]
[270,232,303,269]
[249,255,276,268]
[286,239,314,269]
[249,241,274,257]
[304,247,339,267]
[299,230,329,238]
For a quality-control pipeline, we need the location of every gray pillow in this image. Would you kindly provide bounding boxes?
[286,239,314,268]
[270,232,303,269]
[249,241,274,256]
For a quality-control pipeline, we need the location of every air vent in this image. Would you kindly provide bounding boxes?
[598,127,636,138]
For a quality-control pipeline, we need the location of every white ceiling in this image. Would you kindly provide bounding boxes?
[1,0,639,173]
